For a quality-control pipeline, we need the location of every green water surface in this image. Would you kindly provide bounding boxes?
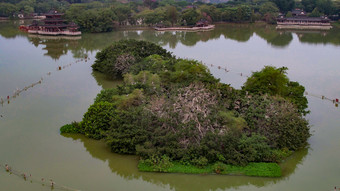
[0,21,339,191]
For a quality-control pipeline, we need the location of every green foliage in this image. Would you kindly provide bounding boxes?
[286,11,293,17]
[81,101,116,139]
[241,162,281,177]
[271,0,295,13]
[107,107,155,154]
[94,88,119,104]
[235,95,310,150]
[124,71,161,93]
[212,162,228,174]
[66,41,310,170]
[238,134,272,162]
[316,0,334,15]
[181,8,199,26]
[243,66,289,96]
[0,3,17,17]
[60,122,82,134]
[243,66,309,115]
[92,39,172,79]
[259,2,279,15]
[221,6,252,22]
[309,7,321,17]
[139,155,173,172]
[112,89,145,110]
[66,7,117,33]
[138,160,282,177]
[168,59,219,85]
[217,111,247,130]
[165,5,179,26]
[191,156,209,168]
[136,8,166,25]
[129,54,175,75]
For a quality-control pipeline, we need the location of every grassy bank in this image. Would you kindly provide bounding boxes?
[138,161,282,177]
[332,22,340,28]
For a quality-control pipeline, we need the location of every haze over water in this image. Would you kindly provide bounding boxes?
[0,21,340,191]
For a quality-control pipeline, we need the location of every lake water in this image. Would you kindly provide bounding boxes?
[1,21,340,191]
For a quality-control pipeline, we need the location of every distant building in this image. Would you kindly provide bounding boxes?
[195,19,209,27]
[276,9,332,30]
[27,10,81,36]
[291,9,307,17]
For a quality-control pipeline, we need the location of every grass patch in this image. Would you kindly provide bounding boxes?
[138,161,281,177]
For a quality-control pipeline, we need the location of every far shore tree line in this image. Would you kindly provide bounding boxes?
[0,0,339,32]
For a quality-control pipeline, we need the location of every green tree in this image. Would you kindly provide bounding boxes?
[286,11,292,17]
[66,7,117,33]
[181,8,199,26]
[259,2,279,15]
[242,66,308,115]
[137,8,165,26]
[316,0,334,15]
[0,3,17,17]
[243,66,289,96]
[112,5,131,25]
[92,39,172,78]
[236,5,252,22]
[301,0,316,12]
[143,0,159,9]
[309,7,321,17]
[271,0,295,13]
[165,5,178,26]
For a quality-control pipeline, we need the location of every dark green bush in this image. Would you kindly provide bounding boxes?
[213,162,228,174]
[191,156,209,168]
[60,122,82,134]
[235,95,310,150]
[242,66,309,115]
[92,39,172,79]
[140,155,173,172]
[81,101,116,139]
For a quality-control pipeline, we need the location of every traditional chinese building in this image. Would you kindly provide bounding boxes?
[276,9,332,30]
[195,19,209,27]
[26,10,81,36]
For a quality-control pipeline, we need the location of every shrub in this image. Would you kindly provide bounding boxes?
[191,156,209,168]
[92,40,172,79]
[242,66,308,115]
[60,122,82,134]
[235,95,310,150]
[81,101,116,139]
[140,155,173,172]
[213,162,228,174]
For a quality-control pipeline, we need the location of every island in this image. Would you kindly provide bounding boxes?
[61,39,310,177]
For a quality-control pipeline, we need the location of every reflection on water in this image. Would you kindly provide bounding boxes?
[62,134,308,191]
[2,21,340,61]
[91,71,123,90]
[28,35,82,60]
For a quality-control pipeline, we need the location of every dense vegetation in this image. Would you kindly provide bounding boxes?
[61,40,310,175]
[1,0,339,32]
[138,161,282,177]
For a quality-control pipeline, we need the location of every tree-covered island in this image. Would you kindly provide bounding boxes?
[61,39,310,177]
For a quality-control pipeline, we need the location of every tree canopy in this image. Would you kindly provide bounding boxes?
[62,40,310,168]
[243,66,308,115]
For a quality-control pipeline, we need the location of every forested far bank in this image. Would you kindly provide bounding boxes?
[1,0,339,32]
